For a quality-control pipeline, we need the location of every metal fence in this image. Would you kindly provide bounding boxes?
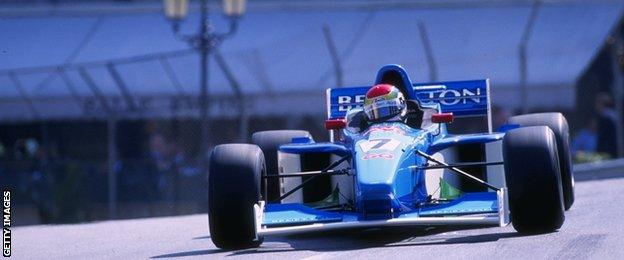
[0,115,332,225]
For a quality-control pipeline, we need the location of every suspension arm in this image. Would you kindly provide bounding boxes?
[262,169,351,178]
[415,150,501,191]
[413,161,503,170]
[271,154,352,203]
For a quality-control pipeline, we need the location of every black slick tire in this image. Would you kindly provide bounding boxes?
[503,126,565,233]
[508,113,575,210]
[208,144,264,249]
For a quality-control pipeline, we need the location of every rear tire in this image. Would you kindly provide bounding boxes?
[208,144,264,249]
[252,130,312,201]
[503,126,565,233]
[508,113,575,210]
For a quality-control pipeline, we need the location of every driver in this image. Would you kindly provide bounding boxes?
[363,84,407,123]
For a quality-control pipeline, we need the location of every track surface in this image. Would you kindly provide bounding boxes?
[13,175,624,259]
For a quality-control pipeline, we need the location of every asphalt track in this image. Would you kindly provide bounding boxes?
[13,173,624,259]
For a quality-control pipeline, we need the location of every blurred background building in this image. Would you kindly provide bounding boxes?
[1,0,623,225]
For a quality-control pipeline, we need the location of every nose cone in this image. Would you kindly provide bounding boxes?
[356,152,408,218]
[353,123,419,218]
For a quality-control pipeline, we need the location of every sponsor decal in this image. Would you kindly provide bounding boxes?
[335,87,483,110]
[364,126,406,136]
[359,138,400,153]
[3,189,10,257]
[421,87,483,106]
[329,80,488,119]
[337,94,366,112]
[362,153,394,160]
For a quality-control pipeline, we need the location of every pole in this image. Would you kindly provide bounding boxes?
[106,63,137,111]
[8,72,40,119]
[199,0,211,168]
[610,34,624,158]
[418,21,437,82]
[164,0,242,163]
[519,1,540,114]
[214,50,247,141]
[79,67,117,219]
[322,24,344,87]
[107,117,117,219]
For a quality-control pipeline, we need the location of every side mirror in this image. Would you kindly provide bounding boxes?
[431,112,454,123]
[325,118,346,130]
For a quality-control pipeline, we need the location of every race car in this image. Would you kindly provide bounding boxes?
[207,64,575,249]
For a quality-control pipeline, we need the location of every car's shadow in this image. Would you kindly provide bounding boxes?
[152,226,534,258]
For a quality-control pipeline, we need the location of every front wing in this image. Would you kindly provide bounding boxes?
[253,188,509,237]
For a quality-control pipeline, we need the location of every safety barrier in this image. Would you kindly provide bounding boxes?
[573,158,624,181]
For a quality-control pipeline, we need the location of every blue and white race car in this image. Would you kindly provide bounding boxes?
[208,65,575,249]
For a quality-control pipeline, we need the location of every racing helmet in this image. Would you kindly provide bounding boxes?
[363,84,407,122]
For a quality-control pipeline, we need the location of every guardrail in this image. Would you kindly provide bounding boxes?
[573,158,624,181]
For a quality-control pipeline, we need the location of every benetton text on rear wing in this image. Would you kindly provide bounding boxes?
[326,79,492,131]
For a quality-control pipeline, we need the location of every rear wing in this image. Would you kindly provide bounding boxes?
[325,79,492,132]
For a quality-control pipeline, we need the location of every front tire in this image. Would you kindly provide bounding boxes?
[508,113,575,210]
[208,144,264,249]
[503,126,565,233]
